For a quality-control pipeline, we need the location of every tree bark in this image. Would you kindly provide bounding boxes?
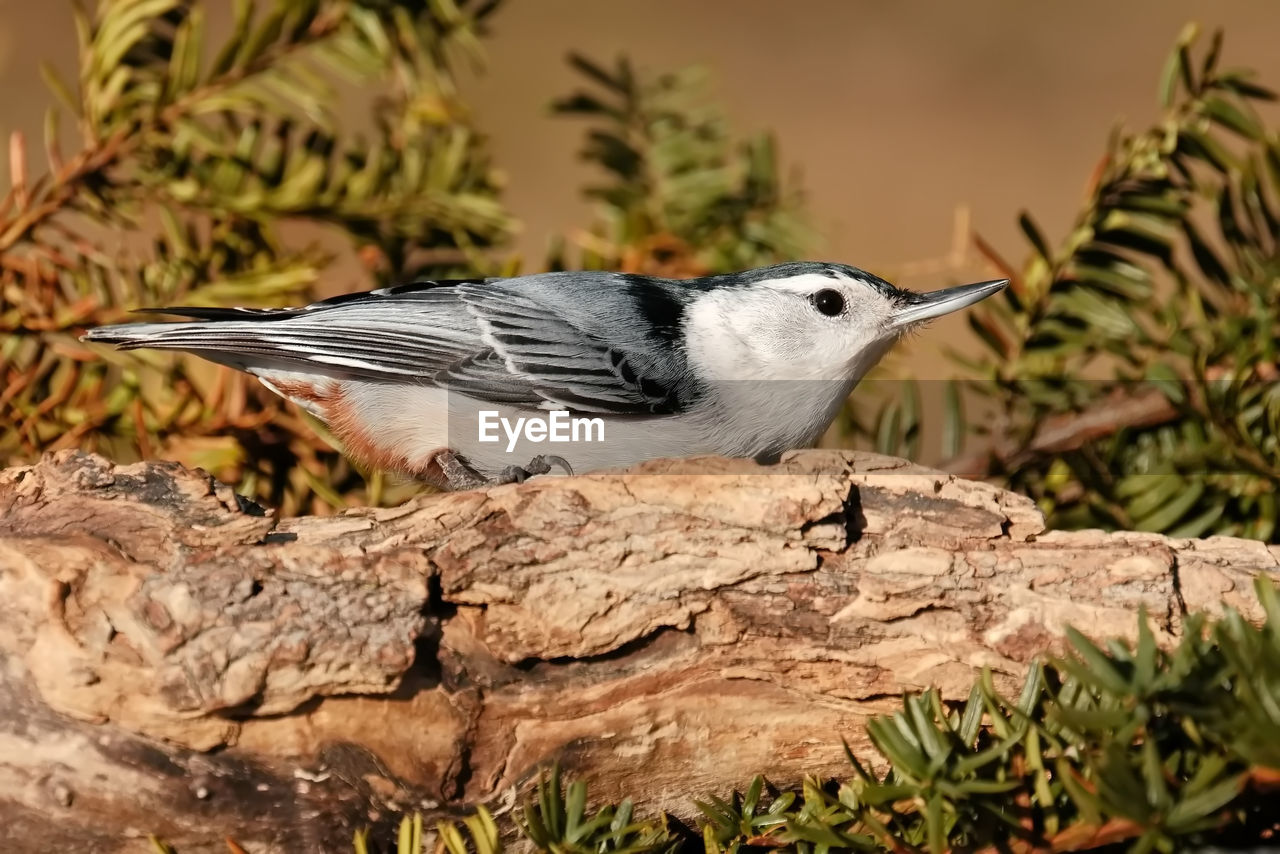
[0,449,1276,852]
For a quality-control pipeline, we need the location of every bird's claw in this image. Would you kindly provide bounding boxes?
[435,450,574,491]
[534,454,575,477]
[494,454,575,485]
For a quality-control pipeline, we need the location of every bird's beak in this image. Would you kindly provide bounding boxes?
[887,279,1008,331]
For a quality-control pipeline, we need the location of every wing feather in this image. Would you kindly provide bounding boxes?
[434,279,689,415]
[85,283,480,379]
[85,272,701,415]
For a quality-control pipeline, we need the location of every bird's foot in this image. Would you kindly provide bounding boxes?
[434,451,574,491]
[492,454,575,485]
[434,451,491,491]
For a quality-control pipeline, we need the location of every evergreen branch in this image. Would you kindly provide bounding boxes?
[0,127,129,252]
[1,3,349,253]
[550,54,811,276]
[866,25,1280,541]
[941,387,1180,476]
[0,0,511,513]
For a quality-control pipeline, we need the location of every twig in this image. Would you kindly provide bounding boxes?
[971,231,1023,297]
[893,206,978,280]
[941,387,1179,476]
[8,131,29,211]
[0,130,127,253]
[0,12,343,255]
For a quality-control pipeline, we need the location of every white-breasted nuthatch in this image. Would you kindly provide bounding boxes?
[83,262,1005,490]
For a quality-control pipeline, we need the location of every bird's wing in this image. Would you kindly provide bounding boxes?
[83,280,485,379]
[85,273,697,415]
[129,278,488,321]
[435,276,690,415]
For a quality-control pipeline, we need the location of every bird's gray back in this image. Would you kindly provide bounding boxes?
[84,270,708,415]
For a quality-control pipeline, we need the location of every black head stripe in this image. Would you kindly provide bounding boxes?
[689,261,906,301]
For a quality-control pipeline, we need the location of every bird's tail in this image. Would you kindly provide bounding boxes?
[80,319,283,375]
[81,321,202,350]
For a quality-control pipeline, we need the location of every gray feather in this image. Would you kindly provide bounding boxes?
[83,273,706,415]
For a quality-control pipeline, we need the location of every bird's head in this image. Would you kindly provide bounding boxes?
[685,261,1007,385]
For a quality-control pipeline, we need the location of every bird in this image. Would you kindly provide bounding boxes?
[82,262,1006,491]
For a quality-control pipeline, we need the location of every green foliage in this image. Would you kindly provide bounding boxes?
[434,808,501,854]
[519,765,681,854]
[985,25,1280,541]
[185,576,1278,853]
[1,0,511,514]
[2,1,812,514]
[548,54,811,277]
[871,25,1280,541]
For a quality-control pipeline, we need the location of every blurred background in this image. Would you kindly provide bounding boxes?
[2,1,1278,538]
[465,1,1280,279]
[5,2,1278,303]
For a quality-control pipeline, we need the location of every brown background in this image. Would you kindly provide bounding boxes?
[2,0,1278,376]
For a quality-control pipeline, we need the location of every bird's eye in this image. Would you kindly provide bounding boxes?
[811,288,845,317]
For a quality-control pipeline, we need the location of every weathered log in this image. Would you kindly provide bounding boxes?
[0,449,1275,852]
